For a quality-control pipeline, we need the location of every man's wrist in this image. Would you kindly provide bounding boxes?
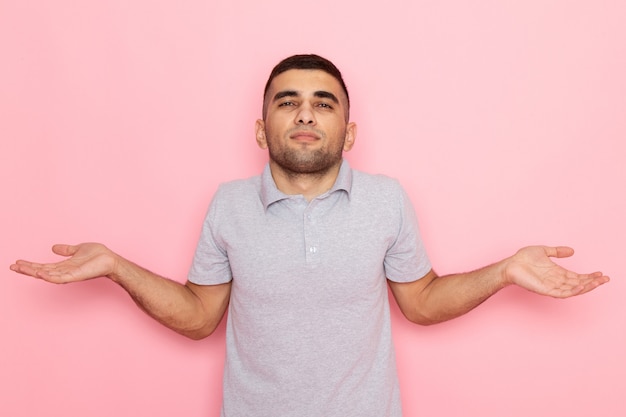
[106,251,127,284]
[499,250,524,288]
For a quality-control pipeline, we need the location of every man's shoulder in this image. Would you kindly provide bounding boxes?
[218,173,262,192]
[210,174,263,207]
[351,168,404,196]
[352,168,400,183]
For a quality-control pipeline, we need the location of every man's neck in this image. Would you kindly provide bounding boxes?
[268,160,342,201]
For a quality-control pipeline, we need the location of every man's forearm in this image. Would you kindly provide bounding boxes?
[109,256,229,339]
[416,260,510,325]
[9,242,228,339]
[390,245,608,326]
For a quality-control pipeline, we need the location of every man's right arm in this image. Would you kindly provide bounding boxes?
[10,243,231,340]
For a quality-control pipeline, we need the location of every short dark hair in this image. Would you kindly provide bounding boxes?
[262,54,350,119]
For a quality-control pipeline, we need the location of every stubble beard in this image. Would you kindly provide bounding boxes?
[267,136,345,179]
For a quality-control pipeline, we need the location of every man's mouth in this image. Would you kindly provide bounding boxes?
[290,130,320,141]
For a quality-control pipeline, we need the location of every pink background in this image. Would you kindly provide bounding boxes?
[1,1,624,416]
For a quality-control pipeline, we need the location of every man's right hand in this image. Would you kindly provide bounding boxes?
[11,243,231,339]
[10,243,117,284]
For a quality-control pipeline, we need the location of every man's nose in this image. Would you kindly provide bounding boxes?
[295,105,315,125]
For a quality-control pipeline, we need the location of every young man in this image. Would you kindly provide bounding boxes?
[10,54,609,417]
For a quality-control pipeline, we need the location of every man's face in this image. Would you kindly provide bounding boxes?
[256,69,356,176]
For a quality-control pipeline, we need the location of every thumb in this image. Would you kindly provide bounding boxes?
[545,245,575,258]
[51,244,79,257]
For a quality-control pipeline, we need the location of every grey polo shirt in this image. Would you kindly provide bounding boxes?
[189,160,431,417]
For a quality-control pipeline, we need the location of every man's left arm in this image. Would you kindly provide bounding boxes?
[388,245,609,325]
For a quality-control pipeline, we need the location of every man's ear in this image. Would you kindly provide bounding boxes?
[343,122,357,152]
[255,119,267,149]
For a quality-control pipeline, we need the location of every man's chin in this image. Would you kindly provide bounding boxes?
[269,156,342,176]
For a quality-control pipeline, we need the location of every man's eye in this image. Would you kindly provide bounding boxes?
[278,101,295,107]
[318,103,332,109]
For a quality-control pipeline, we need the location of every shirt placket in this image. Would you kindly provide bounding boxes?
[303,201,320,265]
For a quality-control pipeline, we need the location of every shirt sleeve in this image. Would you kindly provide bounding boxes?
[187,186,233,285]
[383,186,432,283]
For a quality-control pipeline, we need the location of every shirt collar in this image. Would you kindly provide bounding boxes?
[260,159,353,210]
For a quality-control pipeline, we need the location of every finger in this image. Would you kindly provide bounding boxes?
[568,279,603,297]
[544,246,575,258]
[11,259,47,271]
[10,261,51,279]
[567,271,607,284]
[559,270,600,286]
[552,271,609,298]
[577,273,610,295]
[9,262,34,276]
[51,244,78,257]
[11,261,72,283]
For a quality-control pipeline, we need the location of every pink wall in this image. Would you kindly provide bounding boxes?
[1,1,624,416]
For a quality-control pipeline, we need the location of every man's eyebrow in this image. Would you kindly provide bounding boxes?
[314,90,339,104]
[272,90,339,104]
[273,90,300,101]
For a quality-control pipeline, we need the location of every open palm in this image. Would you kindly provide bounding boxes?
[10,243,117,284]
[506,246,608,298]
